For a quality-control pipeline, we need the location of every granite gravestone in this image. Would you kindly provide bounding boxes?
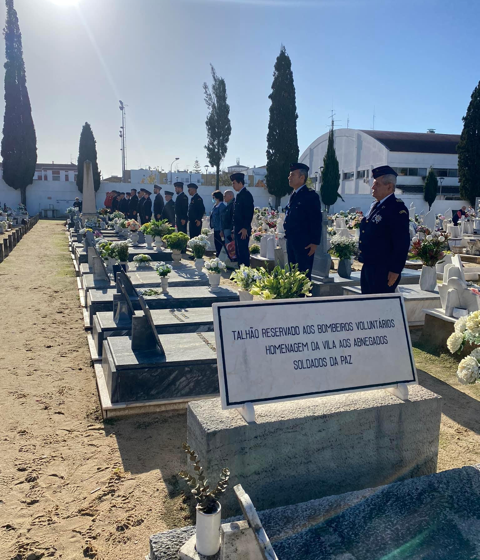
[213,294,416,409]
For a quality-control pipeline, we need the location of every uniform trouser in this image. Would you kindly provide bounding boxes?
[189,221,202,239]
[235,232,250,266]
[360,263,401,294]
[286,238,314,280]
[213,230,223,257]
[176,219,187,234]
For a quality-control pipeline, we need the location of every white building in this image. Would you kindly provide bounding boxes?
[299,129,464,211]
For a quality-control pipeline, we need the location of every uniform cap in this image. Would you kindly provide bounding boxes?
[289,162,310,173]
[143,189,152,196]
[154,184,162,191]
[174,182,184,188]
[165,191,173,196]
[230,172,245,182]
[372,165,398,179]
[187,183,198,189]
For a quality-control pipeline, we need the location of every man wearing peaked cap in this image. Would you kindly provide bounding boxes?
[162,190,176,226]
[174,182,188,233]
[154,184,164,220]
[283,163,322,279]
[142,188,153,223]
[187,183,205,238]
[137,188,147,224]
[359,165,410,294]
[231,172,254,266]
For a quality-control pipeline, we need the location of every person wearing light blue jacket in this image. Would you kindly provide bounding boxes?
[210,190,227,257]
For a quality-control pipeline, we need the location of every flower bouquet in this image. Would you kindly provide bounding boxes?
[409,232,449,267]
[230,266,265,300]
[112,241,129,263]
[252,232,263,243]
[150,219,175,239]
[98,208,110,216]
[155,261,173,292]
[328,237,357,260]
[446,312,480,384]
[201,228,212,236]
[204,258,226,290]
[133,254,152,267]
[188,235,211,271]
[163,232,189,252]
[109,211,125,220]
[249,244,260,255]
[140,222,153,235]
[125,219,140,232]
[250,264,312,300]
[66,207,76,215]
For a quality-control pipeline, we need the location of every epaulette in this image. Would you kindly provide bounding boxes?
[396,198,403,202]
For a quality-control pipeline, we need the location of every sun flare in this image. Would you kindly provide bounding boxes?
[50,0,80,6]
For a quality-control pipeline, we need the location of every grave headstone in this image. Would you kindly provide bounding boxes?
[92,256,110,283]
[260,235,267,258]
[266,235,275,260]
[409,202,416,220]
[131,295,165,353]
[423,209,436,233]
[81,160,97,224]
[444,208,453,221]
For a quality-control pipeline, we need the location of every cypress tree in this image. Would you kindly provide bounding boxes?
[321,126,340,211]
[203,65,231,189]
[423,168,438,210]
[266,45,299,208]
[458,81,480,206]
[1,0,37,206]
[76,122,101,192]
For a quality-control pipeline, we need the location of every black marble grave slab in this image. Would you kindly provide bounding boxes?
[92,307,214,357]
[75,245,173,265]
[101,331,218,403]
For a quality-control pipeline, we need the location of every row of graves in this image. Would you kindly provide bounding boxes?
[0,204,39,262]
[66,164,480,559]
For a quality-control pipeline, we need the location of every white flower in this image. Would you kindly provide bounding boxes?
[457,355,479,384]
[426,235,433,241]
[469,347,480,362]
[412,236,419,242]
[438,236,445,242]
[447,332,464,353]
[454,316,468,334]
[466,311,480,335]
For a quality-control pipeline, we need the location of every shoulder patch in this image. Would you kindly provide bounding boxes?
[396,198,403,202]
[399,210,407,214]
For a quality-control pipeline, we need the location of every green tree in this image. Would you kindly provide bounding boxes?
[76,122,101,192]
[423,168,438,209]
[193,158,202,174]
[204,65,231,188]
[219,169,231,186]
[458,81,480,206]
[1,0,37,206]
[320,126,341,211]
[266,46,299,208]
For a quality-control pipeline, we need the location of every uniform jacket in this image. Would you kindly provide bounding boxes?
[162,199,175,226]
[210,202,226,231]
[233,188,254,234]
[128,195,139,217]
[175,192,189,221]
[222,200,234,231]
[154,193,165,219]
[111,197,119,211]
[138,197,146,223]
[188,193,205,223]
[73,200,82,212]
[358,194,410,274]
[284,186,322,246]
[118,198,129,216]
[143,197,152,223]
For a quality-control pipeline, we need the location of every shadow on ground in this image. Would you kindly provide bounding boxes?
[417,368,480,435]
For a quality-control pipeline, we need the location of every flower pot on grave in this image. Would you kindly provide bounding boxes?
[208,273,221,291]
[195,502,221,557]
[420,265,437,292]
[337,258,352,279]
[155,238,164,252]
[119,261,129,272]
[195,258,204,272]
[145,234,154,249]
[238,289,253,301]
[114,225,121,233]
[171,249,182,263]
[161,277,168,294]
[130,232,139,245]
[106,257,117,272]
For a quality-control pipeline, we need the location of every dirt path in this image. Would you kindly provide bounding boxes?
[2,221,480,559]
[0,221,188,560]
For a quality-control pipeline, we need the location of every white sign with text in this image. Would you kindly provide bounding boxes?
[213,294,417,408]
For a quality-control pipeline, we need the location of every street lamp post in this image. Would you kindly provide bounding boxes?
[204,165,209,186]
[170,158,179,184]
[439,177,444,198]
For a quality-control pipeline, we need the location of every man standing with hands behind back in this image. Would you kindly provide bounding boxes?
[284,163,321,279]
[359,165,410,294]
[153,185,164,220]
[174,182,188,233]
[231,172,254,266]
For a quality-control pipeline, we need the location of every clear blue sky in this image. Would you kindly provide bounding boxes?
[2,0,479,177]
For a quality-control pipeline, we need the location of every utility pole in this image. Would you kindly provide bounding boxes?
[119,100,127,182]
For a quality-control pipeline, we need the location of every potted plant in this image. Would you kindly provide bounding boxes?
[179,443,230,557]
[328,236,358,279]
[155,261,173,293]
[163,232,189,262]
[188,235,211,272]
[250,264,312,299]
[99,241,117,271]
[125,219,141,245]
[249,244,260,255]
[133,254,152,268]
[150,219,175,251]
[230,265,265,301]
[112,241,130,270]
[410,232,449,291]
[140,222,154,248]
[204,258,226,291]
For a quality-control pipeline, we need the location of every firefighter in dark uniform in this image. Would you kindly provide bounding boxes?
[137,189,147,224]
[128,188,139,220]
[283,162,322,279]
[231,173,254,266]
[162,191,176,227]
[153,185,165,220]
[174,182,188,233]
[187,183,205,238]
[359,165,410,294]
[142,189,153,223]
